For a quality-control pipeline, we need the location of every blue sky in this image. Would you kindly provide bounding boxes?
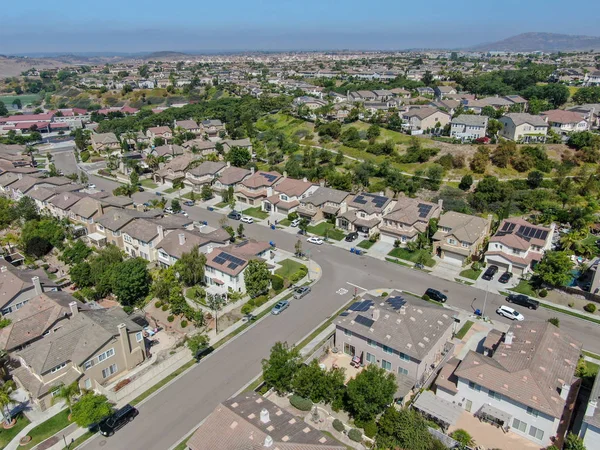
[2,0,599,54]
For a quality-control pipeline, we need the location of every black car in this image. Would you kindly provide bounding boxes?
[227,211,241,220]
[498,272,513,284]
[507,293,540,310]
[194,345,214,361]
[99,405,138,437]
[424,288,447,303]
[345,232,358,242]
[482,265,499,281]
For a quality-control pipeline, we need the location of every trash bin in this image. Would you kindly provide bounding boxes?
[355,249,362,255]
[207,206,214,212]
[269,241,276,247]
[350,248,355,253]
[271,224,276,230]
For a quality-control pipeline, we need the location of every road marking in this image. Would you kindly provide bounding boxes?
[336,288,348,295]
[347,282,367,291]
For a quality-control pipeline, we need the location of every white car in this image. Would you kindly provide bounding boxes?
[307,237,323,245]
[164,208,174,215]
[87,183,96,189]
[290,218,300,227]
[180,210,189,217]
[241,216,254,224]
[496,305,524,321]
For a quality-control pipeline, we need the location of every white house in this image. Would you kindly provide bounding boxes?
[541,110,588,134]
[450,115,488,141]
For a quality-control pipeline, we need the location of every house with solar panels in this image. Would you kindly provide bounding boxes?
[336,193,394,237]
[484,218,554,276]
[235,170,282,206]
[334,291,454,401]
[380,197,442,246]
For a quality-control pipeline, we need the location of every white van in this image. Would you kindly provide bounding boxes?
[496,305,524,321]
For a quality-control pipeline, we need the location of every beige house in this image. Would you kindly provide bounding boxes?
[146,126,173,142]
[433,211,492,266]
[0,262,59,316]
[235,170,282,206]
[337,193,394,237]
[90,132,120,152]
[380,198,441,245]
[13,305,147,411]
[261,177,318,214]
[200,119,224,139]
[499,113,548,143]
[296,186,351,223]
[212,166,251,195]
[184,161,226,192]
[402,107,451,131]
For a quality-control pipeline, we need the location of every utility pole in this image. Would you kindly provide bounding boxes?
[482,284,489,319]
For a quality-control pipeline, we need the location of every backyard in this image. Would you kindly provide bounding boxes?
[387,247,436,267]
[307,222,345,241]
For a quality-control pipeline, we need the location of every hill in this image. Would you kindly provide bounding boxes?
[143,51,189,60]
[470,32,600,52]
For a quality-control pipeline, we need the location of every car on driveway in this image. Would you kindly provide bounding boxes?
[496,305,524,321]
[99,404,138,437]
[241,216,254,224]
[183,200,195,207]
[290,218,300,227]
[345,232,358,242]
[164,207,174,215]
[506,293,539,310]
[228,211,241,220]
[271,300,290,315]
[482,265,499,281]
[307,237,323,245]
[87,183,96,189]
[293,286,311,299]
[424,288,447,303]
[498,272,513,284]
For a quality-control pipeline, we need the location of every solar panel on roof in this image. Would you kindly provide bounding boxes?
[228,262,238,270]
[348,300,372,312]
[348,302,361,311]
[355,315,374,328]
[387,296,406,310]
[354,195,367,204]
[214,257,226,264]
[502,222,516,232]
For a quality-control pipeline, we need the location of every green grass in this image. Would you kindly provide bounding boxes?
[357,239,374,249]
[387,248,435,267]
[321,430,354,450]
[64,431,95,449]
[0,94,41,107]
[459,268,482,280]
[0,413,31,449]
[20,409,70,450]
[275,259,306,279]
[385,257,411,267]
[509,279,538,297]
[242,207,269,220]
[140,179,158,189]
[214,201,228,208]
[163,187,178,194]
[279,219,291,227]
[583,350,600,360]
[455,278,475,286]
[456,320,474,340]
[307,222,345,241]
[540,303,600,325]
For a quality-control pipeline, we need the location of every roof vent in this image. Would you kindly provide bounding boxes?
[264,435,273,447]
[260,408,270,424]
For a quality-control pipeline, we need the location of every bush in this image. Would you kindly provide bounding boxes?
[369,232,380,243]
[539,289,548,298]
[254,295,269,308]
[362,420,377,438]
[333,419,345,432]
[241,303,255,315]
[584,303,597,313]
[394,239,401,248]
[471,261,481,271]
[548,317,560,327]
[181,320,188,328]
[271,274,284,292]
[289,395,312,411]
[422,294,430,301]
[289,266,308,283]
[167,315,175,322]
[155,301,162,308]
[80,150,90,162]
[348,429,363,442]
[162,304,169,311]
[123,306,133,314]
[381,292,388,297]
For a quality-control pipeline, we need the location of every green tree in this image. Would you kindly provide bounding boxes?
[201,184,213,201]
[129,170,140,186]
[244,259,271,298]
[21,218,66,255]
[174,245,206,286]
[0,198,16,229]
[206,293,225,333]
[527,170,544,189]
[15,196,39,222]
[295,239,302,257]
[70,262,93,288]
[450,429,475,448]
[12,98,22,109]
[535,251,573,286]
[292,360,346,405]
[0,101,8,117]
[70,393,113,428]
[186,333,209,356]
[60,240,92,265]
[564,433,587,450]
[237,223,244,238]
[53,382,80,415]
[458,174,473,191]
[469,146,490,173]
[48,163,59,177]
[366,124,381,141]
[376,406,433,450]
[335,150,344,165]
[345,364,397,422]
[227,146,251,167]
[171,198,181,213]
[262,342,301,395]
[111,258,150,306]
[0,380,15,425]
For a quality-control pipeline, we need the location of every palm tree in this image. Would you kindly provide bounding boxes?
[0,380,16,425]
[52,382,80,415]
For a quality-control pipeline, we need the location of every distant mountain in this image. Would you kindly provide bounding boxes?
[470,32,600,52]
[143,51,189,60]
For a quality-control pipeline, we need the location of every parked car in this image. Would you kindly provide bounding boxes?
[137,186,145,192]
[241,216,254,224]
[498,272,513,284]
[482,265,499,281]
[194,345,214,361]
[290,218,300,227]
[271,300,290,315]
[506,293,539,310]
[496,305,524,321]
[155,192,163,196]
[293,286,311,299]
[228,211,241,220]
[164,207,174,215]
[297,229,306,236]
[424,288,447,303]
[345,232,358,242]
[307,237,323,245]
[183,200,195,207]
[87,183,96,189]
[180,210,188,217]
[99,405,138,437]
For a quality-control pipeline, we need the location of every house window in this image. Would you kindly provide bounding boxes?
[366,353,376,364]
[50,362,66,373]
[111,230,120,237]
[123,235,132,243]
[461,242,469,248]
[512,418,527,433]
[281,195,288,201]
[136,332,143,342]
[447,238,456,245]
[468,381,481,392]
[344,329,352,337]
[381,359,392,371]
[488,390,502,401]
[367,339,377,348]
[383,345,393,355]
[399,352,410,361]
[398,367,408,376]
[84,360,94,370]
[102,363,118,379]
[526,407,540,418]
[528,426,544,441]
[84,379,92,390]
[98,348,115,363]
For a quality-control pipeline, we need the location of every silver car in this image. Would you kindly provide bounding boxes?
[293,286,311,299]
[271,300,290,315]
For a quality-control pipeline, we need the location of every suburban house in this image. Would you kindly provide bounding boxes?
[429,99,461,116]
[335,291,454,400]
[296,186,351,223]
[580,370,600,450]
[46,192,84,220]
[222,138,253,154]
[235,170,282,206]
[184,161,226,192]
[450,115,489,141]
[156,229,231,268]
[200,119,224,139]
[567,104,600,128]
[337,193,394,237]
[0,262,59,316]
[434,85,457,99]
[432,211,492,266]
[212,166,251,195]
[154,155,195,187]
[379,198,442,245]
[9,176,74,200]
[402,107,451,131]
[181,139,217,156]
[499,113,548,143]
[151,144,185,159]
[541,110,589,134]
[94,209,162,249]
[121,216,193,262]
[12,306,147,411]
[585,71,600,87]
[90,132,120,152]
[186,392,345,450]
[435,322,581,447]
[484,218,554,276]
[146,126,173,142]
[261,177,318,214]
[174,119,201,135]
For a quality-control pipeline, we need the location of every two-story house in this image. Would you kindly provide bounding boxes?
[12,305,147,411]
[212,166,251,196]
[90,132,120,152]
[154,155,195,187]
[485,218,554,276]
[222,138,253,155]
[174,119,201,135]
[337,193,394,237]
[541,109,588,134]
[335,291,454,401]
[434,85,457,99]
[580,370,600,450]
[200,119,224,139]
[296,186,351,223]
[0,262,59,316]
[435,322,581,447]
[156,228,231,268]
[146,126,173,143]
[380,198,441,245]
[261,177,318,215]
[151,144,185,160]
[402,107,451,131]
[184,161,226,192]
[95,209,162,249]
[433,211,491,266]
[499,113,548,143]
[235,170,282,206]
[450,115,489,141]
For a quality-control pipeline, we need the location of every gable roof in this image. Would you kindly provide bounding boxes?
[273,177,314,197]
[241,171,282,189]
[502,113,548,128]
[451,114,489,127]
[188,161,226,177]
[434,211,490,243]
[491,217,552,249]
[541,109,586,125]
[384,197,441,228]
[301,186,350,206]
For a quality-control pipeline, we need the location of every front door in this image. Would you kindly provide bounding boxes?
[344,343,355,356]
[465,399,472,412]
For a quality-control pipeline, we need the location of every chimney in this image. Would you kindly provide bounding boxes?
[560,384,571,400]
[118,323,133,369]
[178,233,185,245]
[32,276,43,295]
[64,194,69,201]
[372,309,380,321]
[504,331,514,345]
[438,199,443,209]
[263,436,273,448]
[251,167,255,175]
[586,400,598,418]
[157,225,164,240]
[226,161,231,167]
[260,408,270,424]
[69,301,79,316]
[283,171,288,178]
[319,180,325,187]
[17,174,23,180]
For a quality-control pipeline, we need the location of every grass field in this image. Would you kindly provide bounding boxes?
[357,239,374,249]
[387,247,435,267]
[343,121,433,146]
[307,222,345,241]
[242,207,269,220]
[141,179,158,189]
[0,94,41,108]
[20,409,70,450]
[509,279,537,297]
[275,259,306,279]
[256,113,315,139]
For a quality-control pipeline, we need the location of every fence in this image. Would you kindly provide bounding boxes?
[303,331,335,363]
[556,285,600,304]
[418,342,455,391]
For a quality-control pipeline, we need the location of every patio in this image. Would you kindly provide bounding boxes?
[319,352,363,382]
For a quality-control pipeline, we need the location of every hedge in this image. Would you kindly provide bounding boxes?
[585,303,597,313]
[254,295,269,308]
[289,395,312,411]
[289,266,308,283]
[348,429,362,442]
[271,274,284,292]
[332,419,345,432]
[362,421,377,438]
[241,303,255,315]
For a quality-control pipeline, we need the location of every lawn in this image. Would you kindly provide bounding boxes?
[387,247,435,267]
[242,207,269,220]
[141,179,158,189]
[307,222,345,241]
[345,121,433,146]
[459,268,482,280]
[255,113,315,139]
[509,279,537,297]
[357,239,374,249]
[455,320,474,340]
[385,257,411,267]
[0,94,41,108]
[20,409,70,450]
[540,303,600,325]
[163,187,178,194]
[275,259,305,279]
[214,201,229,208]
[0,413,31,448]
[279,219,291,227]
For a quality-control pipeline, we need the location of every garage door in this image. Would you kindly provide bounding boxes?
[380,232,397,245]
[443,251,465,266]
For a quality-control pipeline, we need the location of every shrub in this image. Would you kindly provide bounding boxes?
[155,301,163,308]
[80,150,90,162]
[333,419,345,432]
[254,295,269,307]
[584,303,597,313]
[289,395,312,411]
[369,232,380,243]
[162,304,169,311]
[348,429,363,442]
[241,303,255,315]
[422,294,430,301]
[381,292,388,297]
[362,420,377,438]
[181,320,188,328]
[548,317,560,327]
[123,306,133,314]
[471,261,481,271]
[394,239,401,248]
[568,301,575,308]
[271,274,284,292]
[289,266,308,283]
[167,315,175,322]
[539,289,548,298]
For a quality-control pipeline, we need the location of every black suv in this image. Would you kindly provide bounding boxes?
[482,265,499,281]
[424,288,447,303]
[507,293,540,310]
[99,405,138,437]
[227,211,241,220]
[345,232,358,242]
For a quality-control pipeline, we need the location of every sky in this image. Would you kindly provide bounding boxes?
[2,0,600,54]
